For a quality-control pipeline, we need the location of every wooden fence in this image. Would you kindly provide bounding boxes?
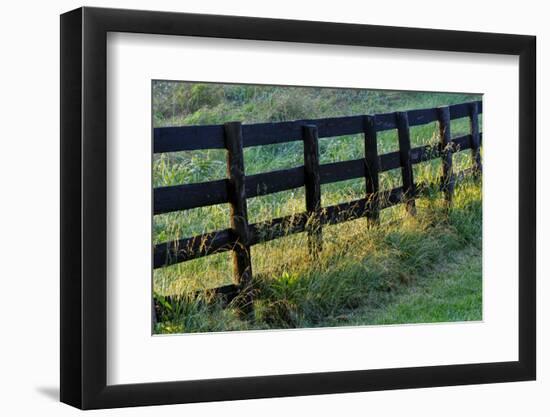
[153,100,482,308]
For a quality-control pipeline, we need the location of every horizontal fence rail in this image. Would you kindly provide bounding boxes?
[154,101,482,153]
[154,133,481,214]
[153,100,483,306]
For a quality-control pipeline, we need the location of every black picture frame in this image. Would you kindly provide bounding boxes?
[60,6,536,410]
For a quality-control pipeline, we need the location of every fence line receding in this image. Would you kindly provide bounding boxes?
[153,100,483,305]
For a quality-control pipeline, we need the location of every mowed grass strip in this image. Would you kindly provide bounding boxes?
[345,247,482,326]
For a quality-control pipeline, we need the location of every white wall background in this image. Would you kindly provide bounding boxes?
[0,0,545,415]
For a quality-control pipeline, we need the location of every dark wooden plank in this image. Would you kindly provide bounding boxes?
[153,101,483,154]
[435,168,476,193]
[318,148,423,185]
[154,124,225,153]
[321,186,405,225]
[410,137,474,163]
[323,198,368,225]
[437,106,454,203]
[303,125,323,256]
[243,115,364,147]
[396,111,417,215]
[318,139,471,187]
[449,100,482,120]
[319,145,436,186]
[153,229,235,268]
[449,102,470,120]
[319,159,365,184]
[468,102,483,177]
[451,134,472,151]
[246,166,305,198]
[380,187,406,209]
[375,112,397,131]
[315,115,364,138]
[364,115,380,224]
[404,138,471,167]
[153,179,228,215]
[249,213,309,246]
[152,135,475,216]
[250,187,407,245]
[407,107,438,127]
[224,122,253,311]
[410,144,436,163]
[379,151,401,171]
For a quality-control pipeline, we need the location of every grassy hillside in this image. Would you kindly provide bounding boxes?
[152,82,482,334]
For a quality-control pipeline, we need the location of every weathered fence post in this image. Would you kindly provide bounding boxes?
[364,115,380,225]
[396,111,417,215]
[437,106,454,204]
[468,102,482,179]
[302,124,323,258]
[224,121,253,315]
[152,298,158,330]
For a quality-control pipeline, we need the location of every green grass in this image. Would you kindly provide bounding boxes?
[152,82,482,334]
[346,247,482,326]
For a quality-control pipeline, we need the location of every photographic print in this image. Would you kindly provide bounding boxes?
[152,81,483,335]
